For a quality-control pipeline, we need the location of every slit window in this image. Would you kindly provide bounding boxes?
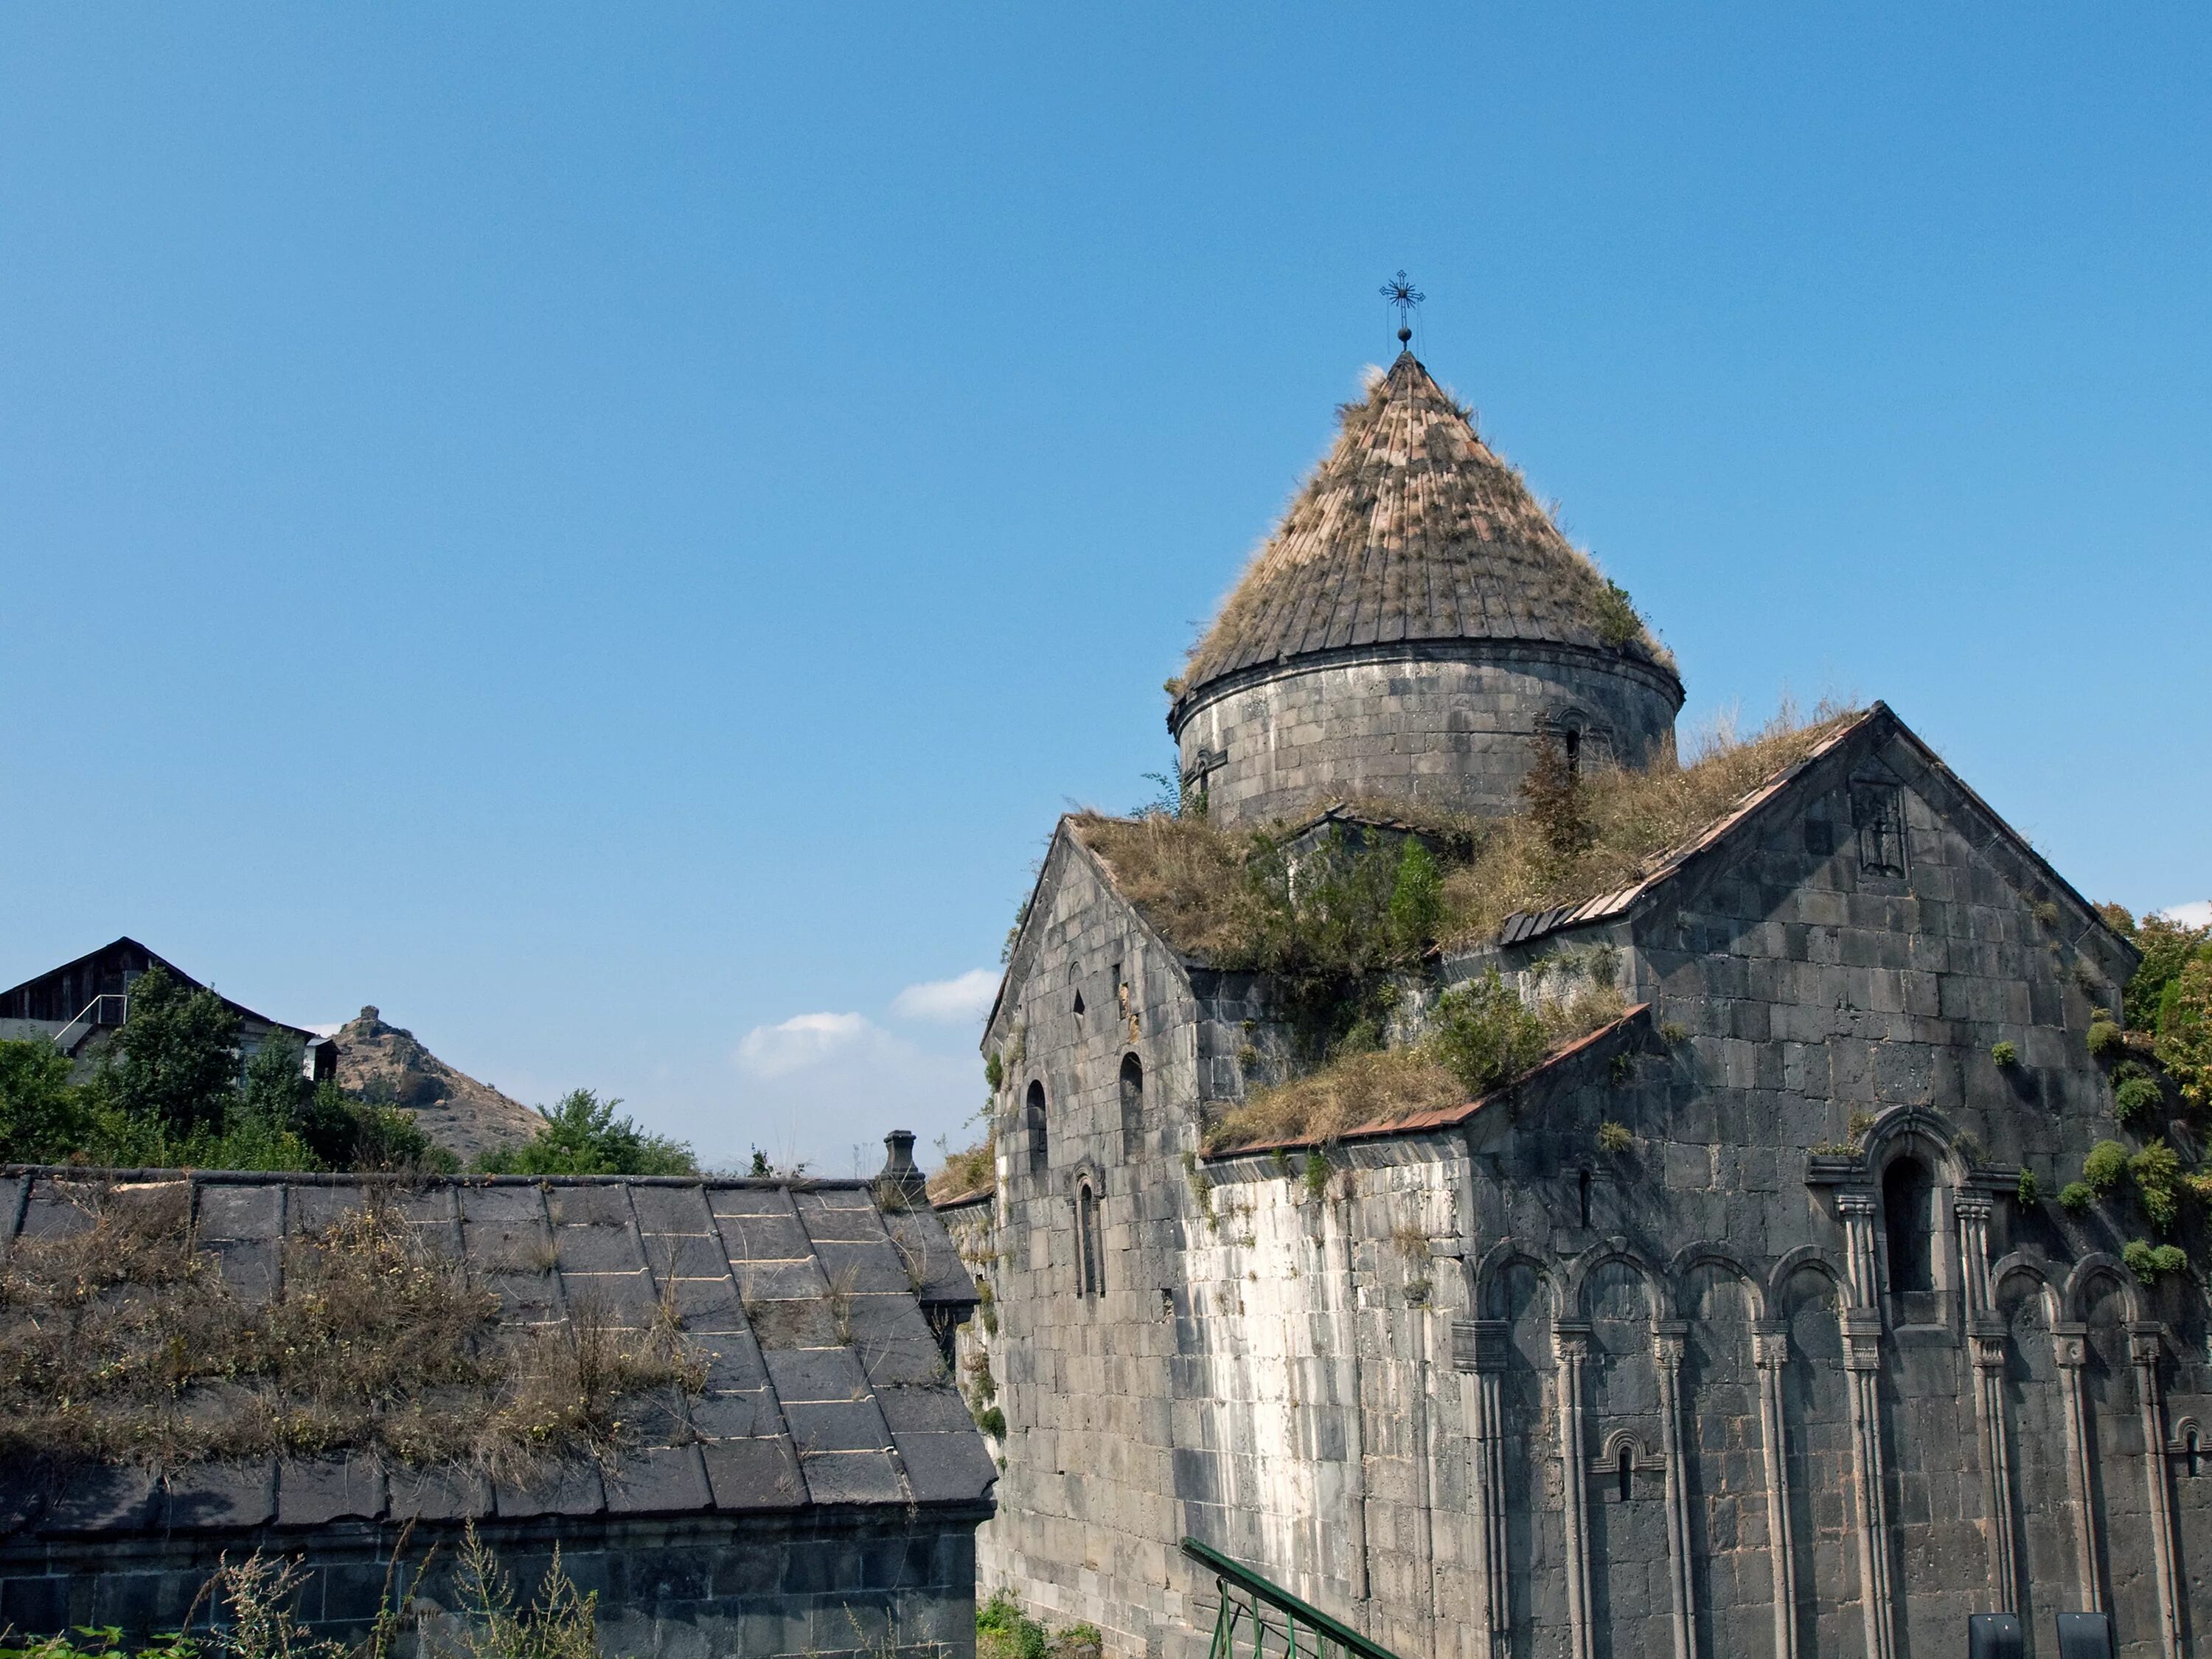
[1616,1445,1634,1501]
[1119,1054,1144,1158]
[1026,1080,1048,1175]
[1077,1182,1102,1298]
[1579,1169,1593,1228]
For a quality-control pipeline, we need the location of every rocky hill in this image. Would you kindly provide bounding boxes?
[333,1006,543,1163]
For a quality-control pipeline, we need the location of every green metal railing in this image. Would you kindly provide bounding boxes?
[1180,1538,1403,1659]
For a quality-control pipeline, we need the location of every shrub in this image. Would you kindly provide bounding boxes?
[975,1405,1006,1439]
[2082,1140,2129,1194]
[1303,1149,1332,1198]
[1597,1121,1634,1154]
[1990,1041,2020,1069]
[1593,580,1644,649]
[1520,733,1594,871]
[1659,1021,1688,1046]
[1388,838,1444,956]
[2124,1239,2191,1284]
[984,1051,1004,1091]
[1432,970,1550,1096]
[2087,1018,2126,1060]
[2131,1139,2183,1231]
[2059,1181,2096,1214]
[2017,1168,2040,1206]
[2113,1075,2164,1128]
[978,1594,1051,1659]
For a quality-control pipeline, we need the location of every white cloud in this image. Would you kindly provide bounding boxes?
[2158,900,2212,930]
[723,1008,980,1178]
[890,968,999,1024]
[734,1011,877,1078]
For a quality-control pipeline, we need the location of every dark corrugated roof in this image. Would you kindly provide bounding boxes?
[1176,353,1672,708]
[0,1170,992,1537]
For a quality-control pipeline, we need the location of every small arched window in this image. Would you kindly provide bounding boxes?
[1579,1169,1593,1229]
[1119,1054,1144,1158]
[1564,727,1582,780]
[1077,1181,1103,1298]
[1616,1443,1634,1502]
[1883,1154,1937,1309]
[1026,1080,1048,1175]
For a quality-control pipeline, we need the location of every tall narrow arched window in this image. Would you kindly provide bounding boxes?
[1883,1154,1937,1317]
[1026,1080,1048,1175]
[1564,726,1582,780]
[1119,1054,1144,1159]
[1077,1180,1102,1298]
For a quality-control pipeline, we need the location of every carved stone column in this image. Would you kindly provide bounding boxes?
[1454,1318,1512,1652]
[1967,1321,2016,1610]
[1554,1321,1594,1659]
[1653,1321,1696,1659]
[2052,1321,2101,1611]
[1752,1321,1798,1659]
[1956,1198,2017,1610]
[2128,1321,2182,1659]
[1837,1194,1896,1659]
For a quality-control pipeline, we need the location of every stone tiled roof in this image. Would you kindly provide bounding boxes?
[1176,352,1672,706]
[0,1169,991,1537]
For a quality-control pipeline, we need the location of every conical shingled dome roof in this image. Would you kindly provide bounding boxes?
[1177,352,1673,704]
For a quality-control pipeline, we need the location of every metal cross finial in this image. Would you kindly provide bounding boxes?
[1380,270,1425,346]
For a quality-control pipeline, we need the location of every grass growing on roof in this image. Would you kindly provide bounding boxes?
[1203,977,1629,1153]
[0,1180,705,1475]
[1069,699,1863,964]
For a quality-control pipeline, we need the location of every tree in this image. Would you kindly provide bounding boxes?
[99,965,241,1136]
[2158,958,2212,1110]
[476,1088,696,1176]
[0,1038,88,1162]
[2129,914,2211,1032]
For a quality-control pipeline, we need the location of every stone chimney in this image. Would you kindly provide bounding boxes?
[877,1129,929,1208]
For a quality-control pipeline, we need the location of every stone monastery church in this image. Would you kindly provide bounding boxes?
[936,346,2211,1659]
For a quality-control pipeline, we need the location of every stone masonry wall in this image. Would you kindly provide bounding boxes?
[0,1511,984,1659]
[968,722,2210,1659]
[1170,642,1680,828]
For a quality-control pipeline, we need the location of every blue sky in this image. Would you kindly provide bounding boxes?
[4,6,2206,1173]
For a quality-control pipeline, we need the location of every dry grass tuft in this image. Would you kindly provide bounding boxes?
[1436,700,1862,944]
[1204,1050,1465,1152]
[0,1183,704,1475]
[1069,811,1261,964]
[928,1138,995,1203]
